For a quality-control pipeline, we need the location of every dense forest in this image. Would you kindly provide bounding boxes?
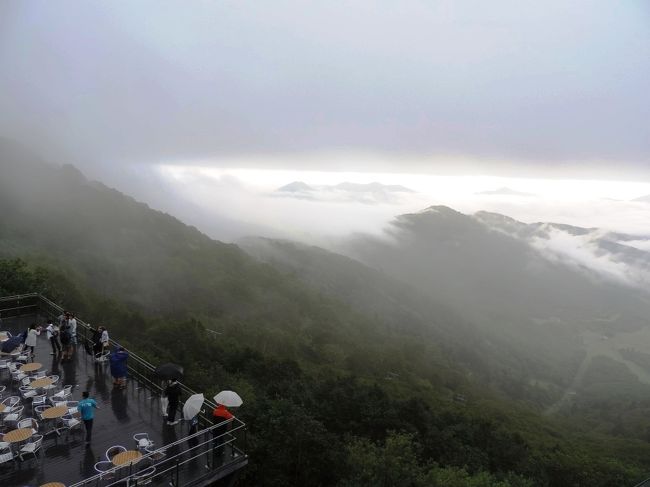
[3,145,650,486]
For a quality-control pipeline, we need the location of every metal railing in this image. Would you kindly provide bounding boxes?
[69,418,247,487]
[0,293,248,486]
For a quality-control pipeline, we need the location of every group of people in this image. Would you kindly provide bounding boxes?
[162,376,235,458]
[44,311,78,360]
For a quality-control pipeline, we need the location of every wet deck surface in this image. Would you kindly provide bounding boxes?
[1,316,189,487]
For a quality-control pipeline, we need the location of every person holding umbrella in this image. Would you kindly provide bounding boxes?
[183,393,204,448]
[164,379,182,425]
[212,391,242,459]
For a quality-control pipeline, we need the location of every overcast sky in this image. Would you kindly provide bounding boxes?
[1,0,649,180]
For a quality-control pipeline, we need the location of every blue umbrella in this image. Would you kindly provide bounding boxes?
[1,335,22,353]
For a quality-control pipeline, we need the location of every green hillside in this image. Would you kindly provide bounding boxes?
[2,143,650,486]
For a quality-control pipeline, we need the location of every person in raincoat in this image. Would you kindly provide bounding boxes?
[212,403,234,459]
[109,346,129,388]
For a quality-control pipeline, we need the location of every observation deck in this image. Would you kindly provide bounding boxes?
[0,293,248,487]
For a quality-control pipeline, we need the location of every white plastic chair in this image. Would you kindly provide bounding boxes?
[133,432,154,451]
[0,443,15,465]
[95,350,110,363]
[105,445,127,461]
[34,405,51,421]
[1,396,20,409]
[19,385,36,399]
[32,394,47,413]
[4,405,24,429]
[11,369,27,384]
[52,385,73,402]
[19,434,43,461]
[17,418,38,434]
[66,400,79,415]
[42,375,59,393]
[94,460,116,480]
[61,412,82,438]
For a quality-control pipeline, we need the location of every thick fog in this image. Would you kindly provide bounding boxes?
[1,0,649,245]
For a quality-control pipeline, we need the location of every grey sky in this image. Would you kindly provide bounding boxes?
[1,0,648,178]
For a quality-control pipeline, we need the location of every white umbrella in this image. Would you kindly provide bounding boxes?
[213,390,243,408]
[183,393,205,420]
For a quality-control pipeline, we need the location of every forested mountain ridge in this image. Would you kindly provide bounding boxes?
[240,236,567,405]
[3,142,650,485]
[341,205,650,353]
[336,206,650,439]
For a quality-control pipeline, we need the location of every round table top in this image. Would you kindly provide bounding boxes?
[20,362,42,372]
[31,377,54,388]
[42,406,68,419]
[40,483,66,487]
[112,450,143,466]
[3,427,33,443]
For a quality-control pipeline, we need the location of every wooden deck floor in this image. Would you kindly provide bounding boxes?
[0,316,194,486]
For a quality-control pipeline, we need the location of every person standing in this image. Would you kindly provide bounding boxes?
[68,313,78,349]
[109,347,129,388]
[58,311,67,329]
[100,327,110,353]
[77,391,99,446]
[164,379,182,425]
[24,323,41,357]
[45,319,61,355]
[92,325,103,355]
[212,403,234,459]
[60,320,72,361]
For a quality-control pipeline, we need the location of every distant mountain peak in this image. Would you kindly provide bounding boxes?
[273,180,415,205]
[420,205,461,215]
[276,181,314,192]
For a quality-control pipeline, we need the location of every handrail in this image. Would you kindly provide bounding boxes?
[68,417,247,487]
[0,292,39,302]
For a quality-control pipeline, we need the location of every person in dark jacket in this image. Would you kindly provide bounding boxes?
[164,379,182,425]
[109,347,129,388]
[92,325,103,355]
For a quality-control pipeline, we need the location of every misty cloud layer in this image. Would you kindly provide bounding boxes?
[131,165,650,246]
